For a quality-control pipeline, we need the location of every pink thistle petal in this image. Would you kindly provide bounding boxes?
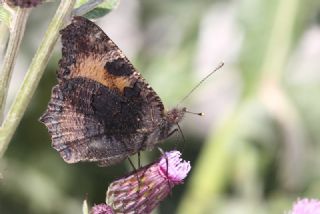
[90,204,114,214]
[158,151,191,184]
[106,150,191,214]
[289,198,320,214]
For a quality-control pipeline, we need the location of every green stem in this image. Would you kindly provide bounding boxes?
[258,0,299,83]
[0,8,30,121]
[0,0,76,157]
[177,107,242,214]
[177,0,300,212]
[0,22,9,60]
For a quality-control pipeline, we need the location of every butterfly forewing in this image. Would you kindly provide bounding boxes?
[40,17,167,166]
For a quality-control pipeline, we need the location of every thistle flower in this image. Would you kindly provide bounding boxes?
[106,150,191,214]
[289,198,320,214]
[4,0,42,8]
[90,204,114,214]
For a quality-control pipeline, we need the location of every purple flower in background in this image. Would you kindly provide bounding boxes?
[90,203,114,214]
[289,198,320,214]
[106,150,191,214]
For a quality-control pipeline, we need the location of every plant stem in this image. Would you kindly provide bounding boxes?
[177,0,300,212]
[0,8,30,121]
[0,0,76,157]
[177,107,242,214]
[0,22,9,60]
[258,0,299,82]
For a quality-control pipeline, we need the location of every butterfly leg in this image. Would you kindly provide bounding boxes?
[157,147,173,191]
[157,147,168,177]
[127,157,137,171]
[138,151,141,168]
[167,127,185,151]
[128,156,143,193]
[158,147,169,177]
[176,123,186,152]
[167,128,178,138]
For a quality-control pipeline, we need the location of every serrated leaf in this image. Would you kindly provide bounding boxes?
[0,5,11,26]
[74,0,119,19]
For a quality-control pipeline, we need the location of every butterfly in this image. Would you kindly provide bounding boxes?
[39,16,186,167]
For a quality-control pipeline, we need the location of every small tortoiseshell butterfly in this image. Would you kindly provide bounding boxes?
[40,16,186,167]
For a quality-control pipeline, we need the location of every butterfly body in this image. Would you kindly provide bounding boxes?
[40,16,185,166]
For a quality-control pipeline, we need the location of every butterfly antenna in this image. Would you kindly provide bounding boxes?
[184,108,205,116]
[178,62,224,105]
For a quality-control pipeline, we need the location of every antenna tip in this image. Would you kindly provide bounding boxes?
[184,109,204,116]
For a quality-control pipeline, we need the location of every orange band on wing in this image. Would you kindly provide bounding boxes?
[71,55,132,93]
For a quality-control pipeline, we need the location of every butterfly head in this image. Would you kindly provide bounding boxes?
[165,107,186,125]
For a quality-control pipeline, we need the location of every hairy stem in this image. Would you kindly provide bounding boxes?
[0,8,30,121]
[0,0,76,157]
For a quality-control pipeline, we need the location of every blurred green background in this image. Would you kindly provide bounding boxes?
[1,0,320,213]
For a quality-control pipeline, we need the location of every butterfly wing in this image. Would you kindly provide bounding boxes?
[40,17,164,166]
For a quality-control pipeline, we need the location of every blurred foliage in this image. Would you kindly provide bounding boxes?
[74,0,119,19]
[1,0,320,213]
[0,5,11,26]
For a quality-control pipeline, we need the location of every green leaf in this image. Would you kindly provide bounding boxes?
[74,0,119,19]
[0,5,11,26]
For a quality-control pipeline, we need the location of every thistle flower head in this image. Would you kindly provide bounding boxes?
[4,0,42,8]
[289,198,320,214]
[90,204,114,214]
[106,150,191,214]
